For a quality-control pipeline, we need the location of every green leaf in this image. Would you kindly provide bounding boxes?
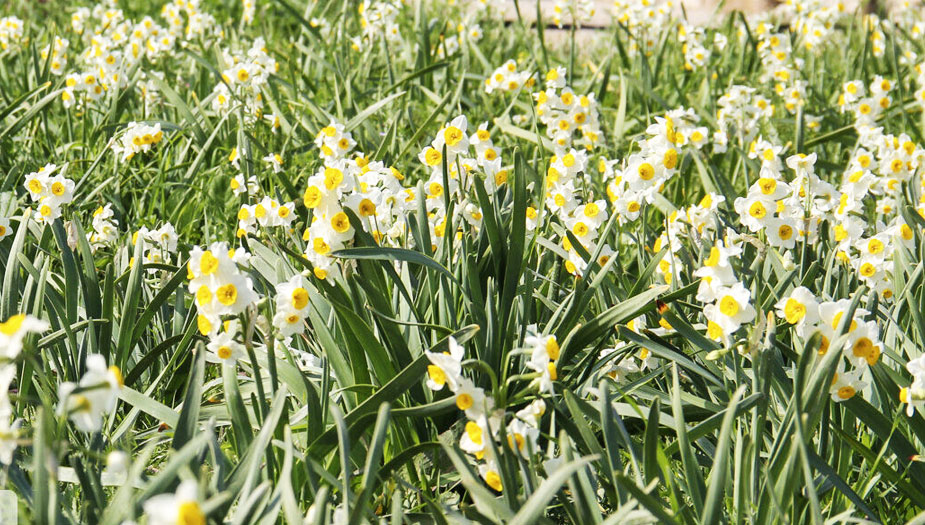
[331,246,459,286]
[701,387,745,524]
[509,456,597,525]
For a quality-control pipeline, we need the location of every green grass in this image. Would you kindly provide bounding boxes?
[1,0,925,523]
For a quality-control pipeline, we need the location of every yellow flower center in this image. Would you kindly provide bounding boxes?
[216,283,238,306]
[292,288,309,310]
[545,337,560,360]
[758,178,776,195]
[331,212,351,233]
[444,126,463,146]
[424,148,442,166]
[303,186,322,208]
[485,470,503,492]
[663,148,678,169]
[313,238,330,255]
[852,337,873,359]
[324,168,343,190]
[196,285,212,305]
[199,251,219,275]
[359,198,376,217]
[778,224,793,240]
[0,314,26,336]
[837,386,856,400]
[465,421,482,445]
[573,222,589,237]
[427,365,446,386]
[783,298,805,323]
[109,366,124,387]
[456,393,473,410]
[719,295,740,316]
[197,315,213,335]
[177,501,206,525]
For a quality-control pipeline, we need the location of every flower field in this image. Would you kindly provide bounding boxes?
[3,0,925,522]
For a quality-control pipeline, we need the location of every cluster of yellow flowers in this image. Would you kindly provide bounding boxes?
[210,38,278,124]
[425,336,547,492]
[188,242,257,340]
[0,16,24,51]
[23,164,75,224]
[61,0,218,109]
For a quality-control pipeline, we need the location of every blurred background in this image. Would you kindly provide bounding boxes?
[500,0,882,45]
[501,0,889,25]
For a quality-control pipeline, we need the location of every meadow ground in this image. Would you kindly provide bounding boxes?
[2,0,925,523]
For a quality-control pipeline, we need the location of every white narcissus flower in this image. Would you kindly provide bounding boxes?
[143,480,206,525]
[523,331,561,388]
[453,377,490,420]
[525,349,557,394]
[901,355,925,416]
[844,320,882,367]
[57,354,123,433]
[275,274,310,316]
[775,286,820,337]
[694,241,743,302]
[0,217,11,241]
[230,173,258,196]
[704,282,756,342]
[515,399,546,428]
[424,337,464,392]
[478,461,503,492]
[764,217,798,250]
[786,152,817,177]
[106,450,129,475]
[271,274,311,337]
[0,314,50,360]
[431,115,469,159]
[263,152,283,173]
[830,366,866,403]
[460,418,489,458]
[272,309,306,338]
[314,120,355,161]
[506,417,539,458]
[205,330,245,364]
[599,344,640,382]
